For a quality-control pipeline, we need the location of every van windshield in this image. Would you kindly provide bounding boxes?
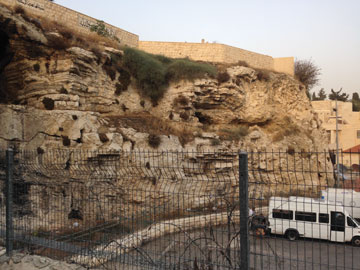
[349,216,360,227]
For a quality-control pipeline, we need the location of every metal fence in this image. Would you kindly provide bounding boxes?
[0,148,360,269]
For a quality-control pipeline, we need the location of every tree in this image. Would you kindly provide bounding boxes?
[328,88,349,102]
[294,59,321,95]
[317,88,327,100]
[352,92,360,111]
[312,88,327,101]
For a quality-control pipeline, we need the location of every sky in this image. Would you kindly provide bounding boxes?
[56,0,360,97]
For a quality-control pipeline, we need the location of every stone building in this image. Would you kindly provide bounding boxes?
[312,100,360,167]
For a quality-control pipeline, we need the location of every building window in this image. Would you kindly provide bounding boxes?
[357,130,360,139]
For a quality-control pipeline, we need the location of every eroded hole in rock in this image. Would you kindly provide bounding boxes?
[42,97,55,110]
[68,209,83,220]
[0,29,15,103]
[76,129,84,144]
[195,112,213,125]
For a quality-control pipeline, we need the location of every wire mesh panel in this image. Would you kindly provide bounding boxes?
[248,150,360,270]
[1,149,244,269]
[0,150,6,242]
[1,149,360,269]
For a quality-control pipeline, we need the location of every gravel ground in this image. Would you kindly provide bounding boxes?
[0,247,87,270]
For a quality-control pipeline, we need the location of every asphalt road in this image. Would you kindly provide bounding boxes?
[106,230,360,270]
[250,235,360,270]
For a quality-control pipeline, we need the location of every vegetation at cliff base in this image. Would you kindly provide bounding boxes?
[123,47,216,104]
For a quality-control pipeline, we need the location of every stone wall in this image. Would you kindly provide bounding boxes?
[274,57,294,75]
[0,0,139,47]
[139,41,294,76]
[139,41,226,63]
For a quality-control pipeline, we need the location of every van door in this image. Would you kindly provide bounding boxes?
[331,211,345,242]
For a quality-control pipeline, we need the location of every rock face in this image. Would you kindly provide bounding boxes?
[0,5,333,234]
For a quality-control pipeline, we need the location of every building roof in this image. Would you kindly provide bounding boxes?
[343,144,360,153]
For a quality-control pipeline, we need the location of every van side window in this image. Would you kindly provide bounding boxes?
[272,209,293,220]
[319,213,329,223]
[295,211,316,222]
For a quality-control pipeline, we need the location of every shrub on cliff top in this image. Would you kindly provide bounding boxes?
[166,58,216,82]
[294,59,321,91]
[123,48,216,104]
[123,48,167,105]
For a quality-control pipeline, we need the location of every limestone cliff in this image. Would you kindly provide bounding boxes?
[0,4,325,152]
[0,5,333,230]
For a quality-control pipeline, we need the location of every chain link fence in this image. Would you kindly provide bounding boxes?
[0,148,359,269]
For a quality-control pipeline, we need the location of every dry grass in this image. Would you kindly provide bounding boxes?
[14,5,25,14]
[9,5,120,51]
[255,69,271,81]
[217,71,230,84]
[218,125,249,140]
[147,134,161,148]
[107,113,196,146]
[173,95,189,106]
[270,117,302,142]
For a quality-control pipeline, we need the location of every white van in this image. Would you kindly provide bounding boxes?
[321,188,360,221]
[268,196,360,246]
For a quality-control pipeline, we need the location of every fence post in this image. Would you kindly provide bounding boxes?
[239,151,249,270]
[5,148,14,256]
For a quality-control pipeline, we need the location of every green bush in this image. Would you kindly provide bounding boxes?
[148,134,161,148]
[90,20,110,38]
[123,48,168,104]
[166,59,217,82]
[123,48,216,104]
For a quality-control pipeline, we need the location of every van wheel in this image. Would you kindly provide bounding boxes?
[352,236,360,247]
[286,230,299,241]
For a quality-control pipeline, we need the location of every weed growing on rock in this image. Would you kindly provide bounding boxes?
[148,134,161,148]
[217,71,230,84]
[14,5,25,14]
[173,95,189,106]
[256,69,271,81]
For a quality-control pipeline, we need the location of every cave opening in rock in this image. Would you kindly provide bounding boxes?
[195,112,213,125]
[0,30,9,59]
[0,29,13,103]
[68,209,83,220]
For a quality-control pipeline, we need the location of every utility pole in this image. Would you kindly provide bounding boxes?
[330,88,343,188]
[335,98,340,188]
